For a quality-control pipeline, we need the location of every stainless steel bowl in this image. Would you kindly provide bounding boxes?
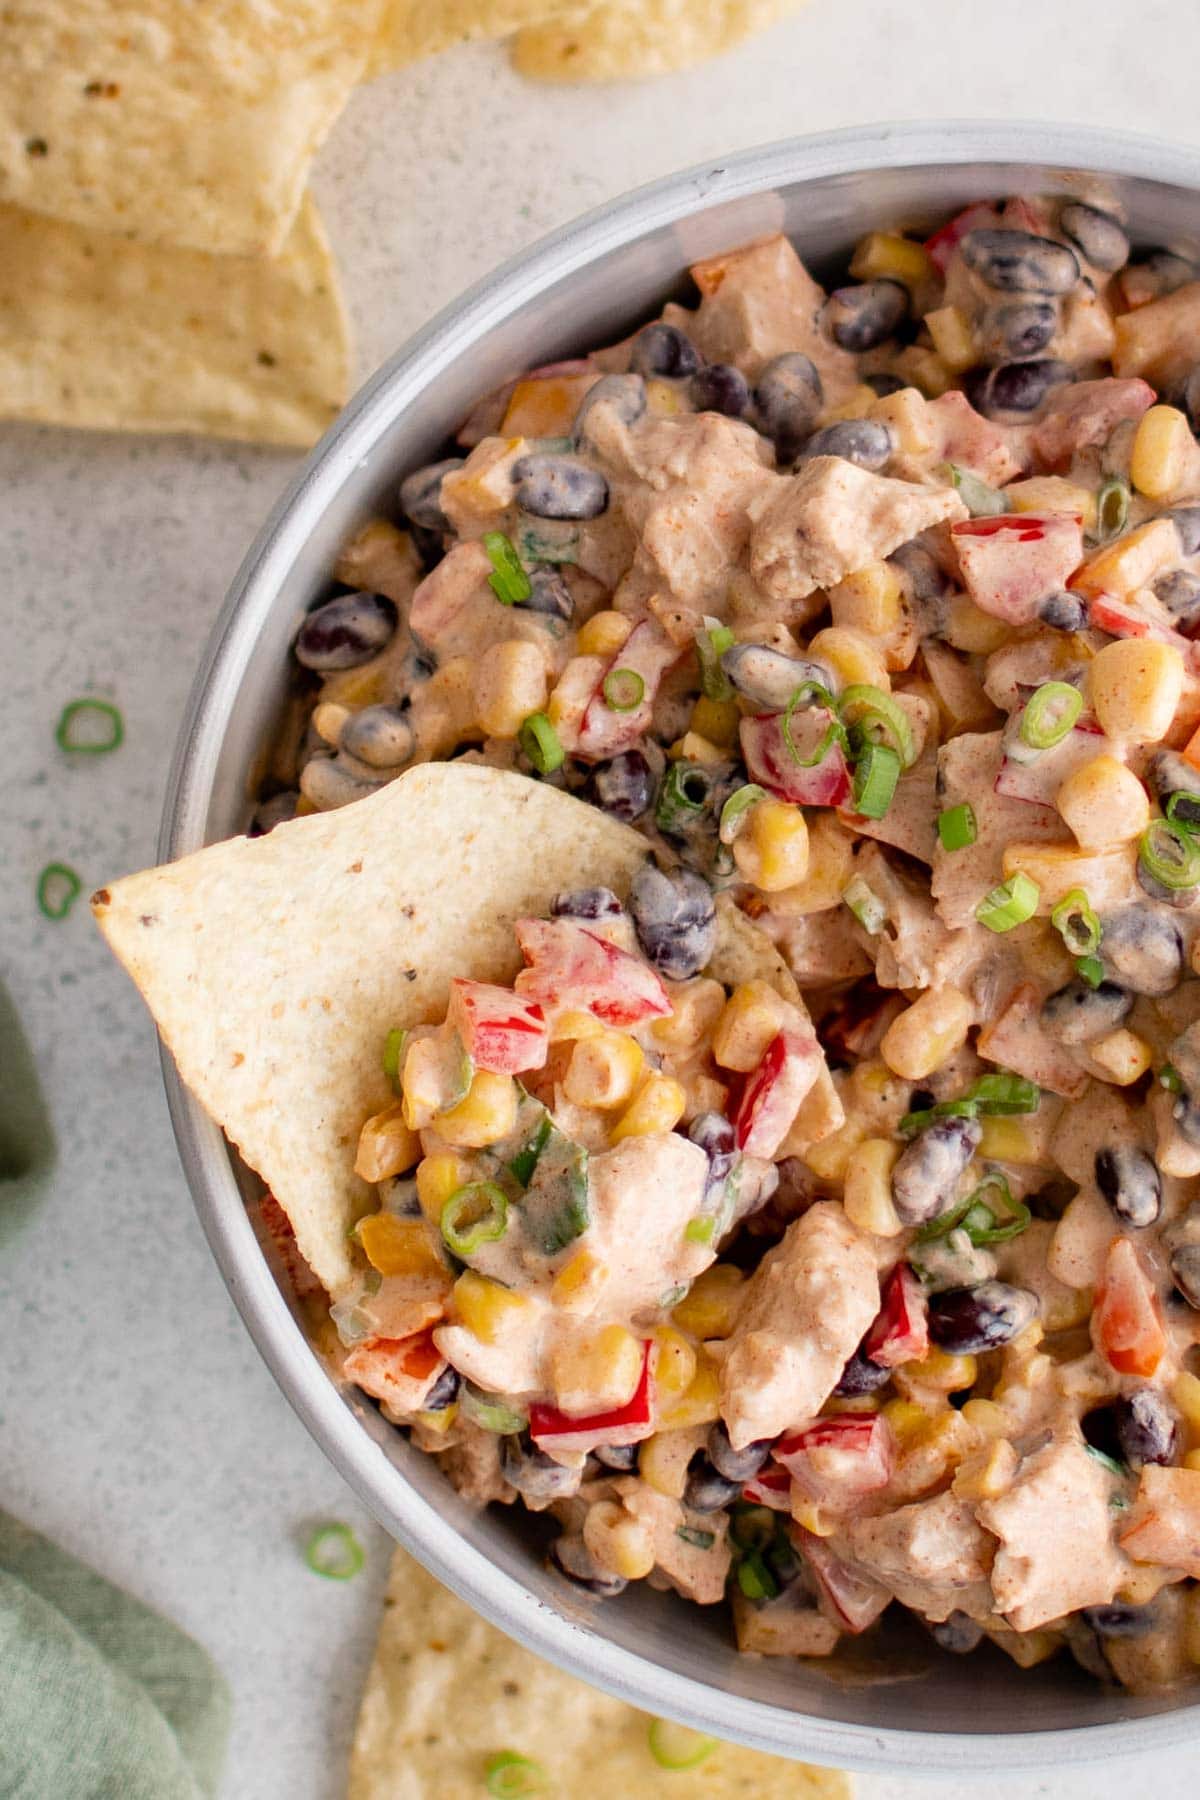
[162,121,1200,1771]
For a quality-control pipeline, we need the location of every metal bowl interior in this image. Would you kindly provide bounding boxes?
[161,122,1200,1770]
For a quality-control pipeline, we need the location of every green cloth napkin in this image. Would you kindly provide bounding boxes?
[0,1511,230,1800]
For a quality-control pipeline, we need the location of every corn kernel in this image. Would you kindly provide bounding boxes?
[610,1072,686,1143]
[501,374,593,438]
[828,562,905,637]
[766,814,856,917]
[1001,840,1132,910]
[453,1270,535,1344]
[870,387,936,458]
[354,1101,422,1183]
[576,610,632,658]
[733,797,811,893]
[550,1007,606,1043]
[710,981,787,1073]
[669,730,727,768]
[649,976,726,1053]
[832,1392,882,1415]
[416,1152,473,1224]
[651,1326,698,1399]
[977,1116,1041,1164]
[1041,1283,1093,1333]
[551,1248,608,1315]
[358,1213,445,1279]
[849,231,937,297]
[671,1265,744,1340]
[583,1500,656,1579]
[790,1498,836,1537]
[1090,1028,1153,1086]
[822,382,879,423]
[842,1138,902,1238]
[1130,404,1200,503]
[892,345,953,398]
[882,1399,930,1445]
[551,1323,643,1415]
[690,695,740,747]
[639,1428,703,1499]
[961,1397,1009,1438]
[472,638,548,740]
[645,377,683,417]
[1056,752,1151,850]
[415,1402,458,1436]
[657,1352,722,1429]
[401,1034,462,1131]
[941,591,1010,655]
[952,1439,1018,1502]
[1173,1370,1200,1435]
[1185,1449,1200,1473]
[546,653,605,735]
[1088,638,1184,744]
[563,1029,645,1109]
[311,700,352,747]
[925,304,976,372]
[1005,476,1098,532]
[880,986,973,1081]
[898,1349,977,1395]
[804,1114,867,1182]
[1072,517,1179,600]
[1117,1561,1178,1606]
[434,1069,519,1148]
[808,626,890,691]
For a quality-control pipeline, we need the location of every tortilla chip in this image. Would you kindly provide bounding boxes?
[512,0,802,80]
[0,193,350,447]
[92,766,648,1297]
[368,0,578,75]
[0,0,378,256]
[350,1549,852,1799]
[708,893,800,1004]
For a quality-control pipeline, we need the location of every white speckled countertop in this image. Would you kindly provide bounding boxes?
[4,1,1200,1793]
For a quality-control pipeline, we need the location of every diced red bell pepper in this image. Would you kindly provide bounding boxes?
[790,1527,892,1634]
[577,618,681,759]
[732,1028,823,1159]
[528,1341,655,1451]
[1094,1237,1166,1378]
[923,201,995,272]
[514,917,671,1028]
[1087,595,1151,639]
[952,513,1084,627]
[447,978,549,1075]
[739,710,852,808]
[343,1328,447,1412]
[863,1265,929,1369]
[777,1414,896,1503]
[742,1463,792,1512]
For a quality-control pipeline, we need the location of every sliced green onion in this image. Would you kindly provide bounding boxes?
[1165,789,1200,828]
[898,1098,977,1136]
[696,622,735,700]
[842,873,887,935]
[735,1548,779,1602]
[729,1504,775,1552]
[675,1525,716,1550]
[962,1072,1040,1115]
[939,460,1008,517]
[460,1385,527,1434]
[656,759,712,833]
[382,1027,408,1094]
[1139,817,1200,890]
[518,710,564,774]
[975,871,1039,933]
[483,530,532,605]
[916,1171,1030,1246]
[938,802,977,852]
[304,1523,364,1581]
[718,783,766,844]
[781,680,847,767]
[602,667,645,712]
[55,697,124,754]
[685,1215,718,1245]
[1020,681,1083,750]
[517,523,578,566]
[1085,1446,1127,1480]
[484,1752,549,1797]
[1159,1063,1184,1093]
[1096,476,1131,542]
[508,1112,553,1188]
[838,683,916,768]
[647,1719,718,1770]
[852,742,901,819]
[440,1181,509,1257]
[36,862,82,920]
[1050,887,1102,957]
[1076,955,1105,988]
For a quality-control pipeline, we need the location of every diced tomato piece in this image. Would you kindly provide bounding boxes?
[577,618,681,759]
[776,1414,896,1502]
[528,1341,654,1451]
[1094,1237,1166,1378]
[732,1028,823,1159]
[952,513,1084,626]
[343,1328,447,1413]
[742,1463,792,1511]
[923,201,995,272]
[1119,1467,1200,1579]
[863,1265,929,1369]
[514,918,671,1028]
[791,1527,892,1633]
[447,978,548,1075]
[739,710,852,808]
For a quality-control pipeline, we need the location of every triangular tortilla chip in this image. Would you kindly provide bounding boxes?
[92,765,648,1296]
[512,0,801,80]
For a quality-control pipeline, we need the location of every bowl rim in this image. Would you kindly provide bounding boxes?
[160,119,1200,1771]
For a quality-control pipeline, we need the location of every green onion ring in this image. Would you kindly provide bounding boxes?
[484,1751,549,1797]
[382,1027,408,1093]
[483,531,532,605]
[842,873,887,935]
[1076,954,1105,988]
[36,862,82,921]
[718,783,766,844]
[1139,817,1200,890]
[1085,1446,1128,1480]
[55,697,124,754]
[304,1523,364,1581]
[1020,681,1083,750]
[518,710,565,773]
[781,680,848,767]
[647,1719,719,1770]
[975,871,1039,932]
[851,742,901,819]
[696,622,735,700]
[838,683,917,767]
[441,1181,509,1257]
[1050,887,1102,957]
[601,667,645,712]
[1096,476,1131,543]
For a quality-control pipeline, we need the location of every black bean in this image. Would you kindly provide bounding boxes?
[1152,568,1200,631]
[960,229,1080,294]
[890,540,952,602]
[1095,1146,1162,1228]
[689,1112,736,1157]
[591,1442,640,1472]
[865,372,906,398]
[1065,1621,1112,1682]
[721,643,834,711]
[587,749,655,824]
[512,453,608,521]
[549,1534,626,1597]
[1060,203,1130,274]
[1041,979,1133,1046]
[630,322,702,378]
[754,353,823,461]
[399,457,464,531]
[1038,589,1088,631]
[706,1421,771,1483]
[928,1281,1039,1353]
[797,418,893,472]
[822,280,908,352]
[1170,1244,1200,1309]
[574,372,647,439]
[931,1613,985,1654]
[966,358,1075,419]
[834,1347,892,1397]
[690,362,750,417]
[248,791,298,836]
[1082,1402,1124,1462]
[1081,1602,1160,1639]
[1140,249,1200,294]
[1166,505,1200,558]
[978,300,1058,362]
[422,1364,460,1411]
[521,567,574,622]
[1098,902,1183,996]
[501,1432,581,1501]
[628,864,717,982]
[551,885,623,921]
[294,592,398,671]
[683,1455,741,1513]
[1113,1388,1178,1468]
[891,1116,982,1226]
[339,704,415,770]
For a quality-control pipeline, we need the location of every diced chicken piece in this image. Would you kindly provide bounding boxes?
[408,539,564,667]
[586,1133,712,1314]
[763,906,873,985]
[333,518,423,604]
[888,1409,979,1507]
[748,459,967,603]
[855,842,991,993]
[682,234,858,395]
[931,732,1067,930]
[441,1421,517,1506]
[720,1202,879,1448]
[777,1064,847,1159]
[434,1302,545,1398]
[978,1435,1130,1630]
[440,436,522,534]
[844,1490,995,1623]
[846,742,939,865]
[1054,284,1118,365]
[614,1478,732,1604]
[1114,280,1200,390]
[1031,378,1156,468]
[976,982,1089,1101]
[1103,1585,1194,1692]
[731,1586,841,1656]
[951,514,1085,627]
[1119,1467,1200,1578]
[1046,1081,1147,1188]
[1048,1187,1121,1290]
[930,389,1027,486]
